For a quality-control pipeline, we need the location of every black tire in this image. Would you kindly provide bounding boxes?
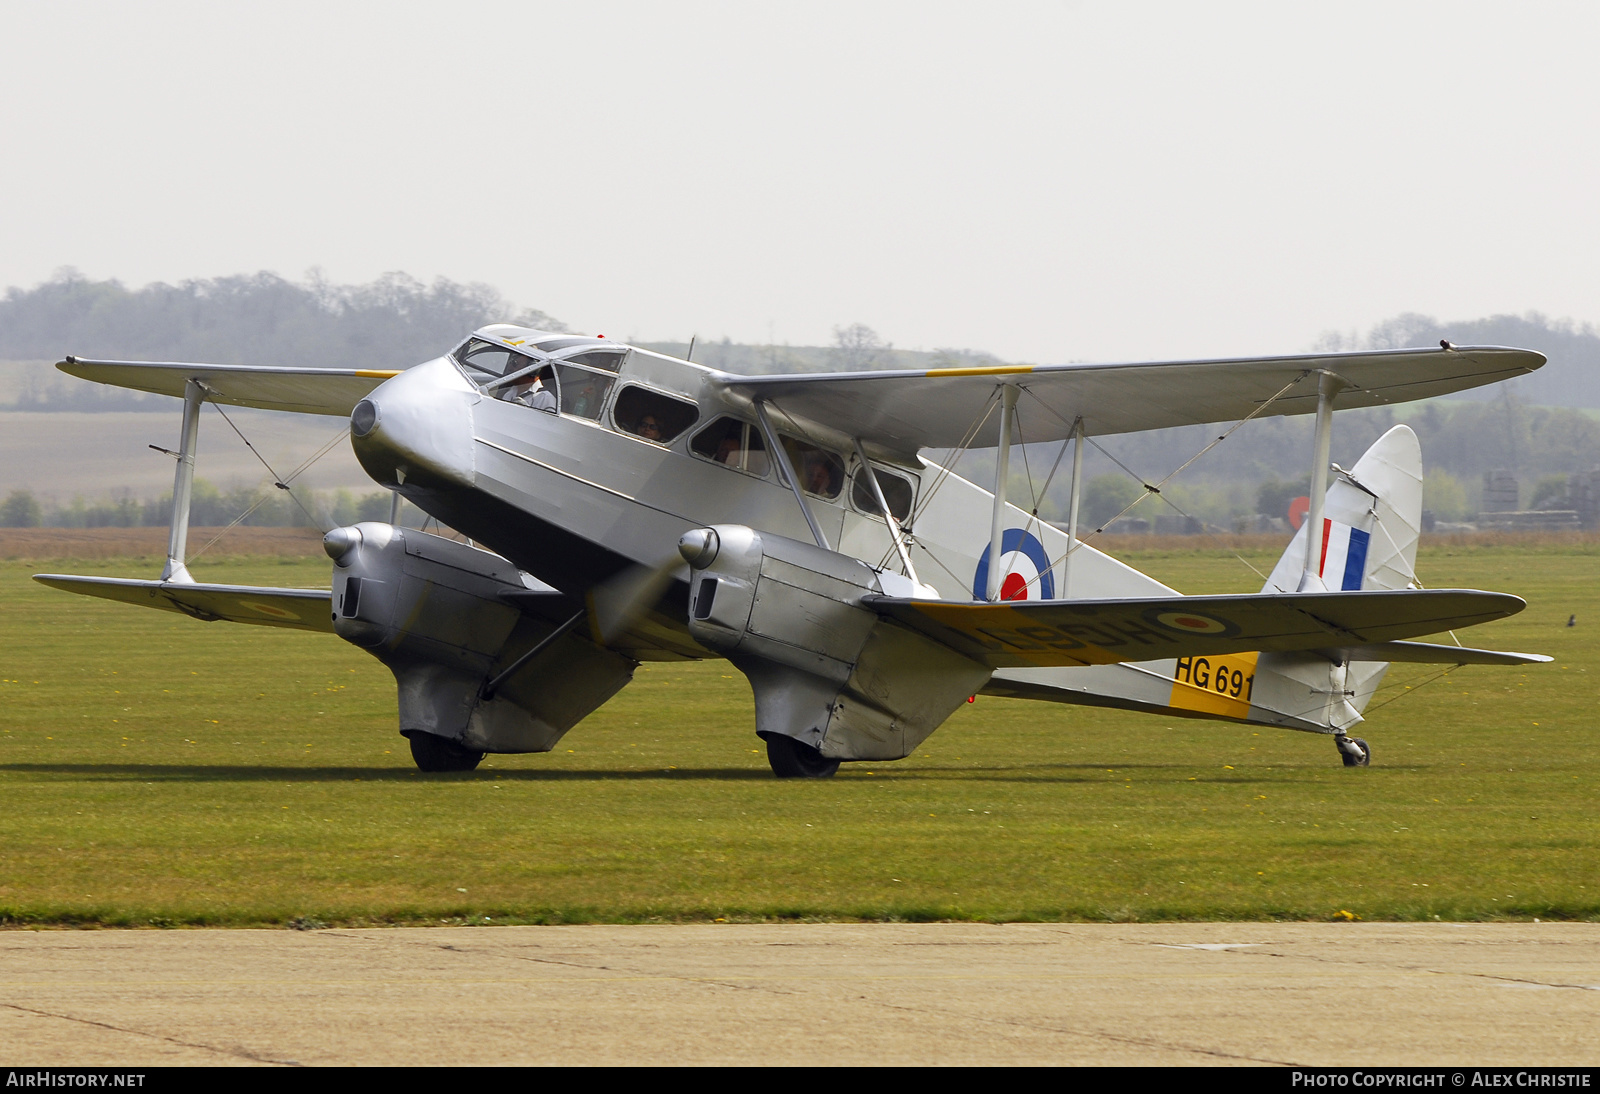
[1339,736,1371,768]
[407,732,485,772]
[761,733,840,779]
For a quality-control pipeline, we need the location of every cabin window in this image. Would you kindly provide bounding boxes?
[613,386,698,443]
[851,465,916,522]
[457,339,533,379]
[690,416,770,477]
[554,364,615,420]
[781,437,845,500]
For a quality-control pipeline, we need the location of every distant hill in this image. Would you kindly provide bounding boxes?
[0,268,564,367]
[0,270,564,411]
[0,272,995,410]
[1318,312,1600,409]
[2,271,1594,528]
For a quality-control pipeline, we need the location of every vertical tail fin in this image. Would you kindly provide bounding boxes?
[1252,424,1424,730]
[1261,424,1423,595]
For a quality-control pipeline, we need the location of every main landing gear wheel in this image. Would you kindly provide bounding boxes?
[407,731,486,773]
[1336,735,1371,767]
[761,733,841,779]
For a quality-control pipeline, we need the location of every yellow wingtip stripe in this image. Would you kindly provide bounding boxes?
[354,370,403,378]
[924,365,1035,378]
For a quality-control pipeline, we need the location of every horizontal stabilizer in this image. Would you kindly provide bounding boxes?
[57,358,402,416]
[1319,640,1551,666]
[34,574,333,632]
[871,589,1525,669]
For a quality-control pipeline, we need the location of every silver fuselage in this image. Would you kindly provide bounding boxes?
[351,341,1172,647]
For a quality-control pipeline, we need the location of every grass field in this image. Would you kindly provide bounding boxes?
[1,540,1596,927]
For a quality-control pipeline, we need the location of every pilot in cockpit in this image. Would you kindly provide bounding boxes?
[512,365,558,412]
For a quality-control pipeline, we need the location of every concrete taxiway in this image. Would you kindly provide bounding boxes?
[1,923,1597,1066]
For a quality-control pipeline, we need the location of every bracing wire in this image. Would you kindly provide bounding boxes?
[204,400,327,530]
[1015,372,1309,591]
[909,388,1003,532]
[188,423,351,563]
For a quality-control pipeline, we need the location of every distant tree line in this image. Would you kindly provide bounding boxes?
[1,269,566,410]
[0,482,396,529]
[3,270,1597,529]
[1317,311,1600,409]
[942,391,1600,531]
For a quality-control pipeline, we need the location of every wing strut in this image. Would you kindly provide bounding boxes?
[986,384,1020,601]
[755,398,830,551]
[162,378,206,584]
[1060,416,1085,599]
[1299,371,1346,592]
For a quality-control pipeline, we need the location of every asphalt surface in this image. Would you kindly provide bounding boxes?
[1,923,1597,1066]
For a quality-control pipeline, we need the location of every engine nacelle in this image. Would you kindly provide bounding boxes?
[679,525,990,761]
[324,522,633,753]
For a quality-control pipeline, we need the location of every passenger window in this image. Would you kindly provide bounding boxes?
[613,386,697,443]
[851,465,915,522]
[458,339,531,378]
[691,417,769,477]
[555,365,615,420]
[781,437,845,500]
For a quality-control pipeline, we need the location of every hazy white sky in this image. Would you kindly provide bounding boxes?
[2,1,1597,363]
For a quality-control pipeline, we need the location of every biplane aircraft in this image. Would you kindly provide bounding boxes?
[37,330,1550,777]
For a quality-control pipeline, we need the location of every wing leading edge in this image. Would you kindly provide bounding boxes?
[709,344,1544,457]
[56,358,402,416]
[872,589,1527,670]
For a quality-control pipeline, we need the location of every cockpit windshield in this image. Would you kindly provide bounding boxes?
[456,338,534,379]
[455,333,631,422]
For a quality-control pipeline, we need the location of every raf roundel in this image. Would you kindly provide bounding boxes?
[1147,609,1236,636]
[971,528,1055,601]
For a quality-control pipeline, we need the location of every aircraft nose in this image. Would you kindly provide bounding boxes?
[350,358,477,490]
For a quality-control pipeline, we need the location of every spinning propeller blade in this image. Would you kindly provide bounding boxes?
[585,553,688,645]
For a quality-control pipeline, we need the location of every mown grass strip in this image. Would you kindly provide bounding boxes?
[1,545,1595,926]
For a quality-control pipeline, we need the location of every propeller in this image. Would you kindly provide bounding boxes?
[584,532,709,645]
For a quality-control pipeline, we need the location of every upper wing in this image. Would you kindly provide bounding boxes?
[33,575,333,632]
[871,588,1526,669]
[57,357,403,416]
[709,345,1543,456]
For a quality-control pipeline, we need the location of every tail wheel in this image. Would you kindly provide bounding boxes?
[761,733,841,779]
[406,731,485,772]
[1337,735,1371,768]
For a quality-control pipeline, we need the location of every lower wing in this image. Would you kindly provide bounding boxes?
[33,575,333,632]
[872,589,1535,669]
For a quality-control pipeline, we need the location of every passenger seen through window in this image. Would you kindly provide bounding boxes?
[690,417,769,476]
[614,387,698,443]
[554,364,614,420]
[781,437,844,499]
